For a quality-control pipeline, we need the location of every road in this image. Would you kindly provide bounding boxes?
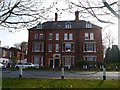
[1,70,119,80]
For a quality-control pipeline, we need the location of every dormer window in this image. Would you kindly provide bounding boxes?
[65,22,71,29]
[86,22,92,28]
[37,22,42,29]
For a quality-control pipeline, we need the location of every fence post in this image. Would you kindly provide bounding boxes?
[103,67,106,80]
[19,66,23,78]
[61,67,64,79]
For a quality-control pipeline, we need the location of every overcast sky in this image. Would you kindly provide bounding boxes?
[0,0,118,47]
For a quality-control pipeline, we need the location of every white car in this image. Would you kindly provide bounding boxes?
[15,62,36,68]
[0,63,4,68]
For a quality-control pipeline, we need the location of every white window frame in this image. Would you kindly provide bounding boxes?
[65,56,71,66]
[86,22,92,28]
[69,33,73,40]
[34,33,38,39]
[39,33,43,40]
[90,33,94,40]
[49,33,53,40]
[55,44,59,52]
[83,42,96,52]
[64,33,68,40]
[56,33,59,40]
[34,43,40,52]
[37,22,42,29]
[65,42,71,52]
[34,56,40,64]
[65,22,71,29]
[48,44,52,52]
[85,33,89,40]
[83,56,97,62]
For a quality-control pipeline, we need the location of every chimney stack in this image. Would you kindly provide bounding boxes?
[55,13,58,21]
[75,11,79,21]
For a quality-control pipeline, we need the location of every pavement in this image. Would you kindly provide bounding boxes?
[1,69,119,80]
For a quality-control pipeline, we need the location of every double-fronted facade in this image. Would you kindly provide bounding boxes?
[27,11,103,67]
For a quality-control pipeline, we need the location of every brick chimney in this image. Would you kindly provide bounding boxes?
[55,13,58,21]
[75,11,79,21]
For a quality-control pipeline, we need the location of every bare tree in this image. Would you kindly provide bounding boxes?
[61,0,118,24]
[14,41,27,51]
[0,0,57,31]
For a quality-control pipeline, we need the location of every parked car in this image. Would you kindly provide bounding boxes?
[0,63,6,69]
[14,62,36,68]
[0,63,3,68]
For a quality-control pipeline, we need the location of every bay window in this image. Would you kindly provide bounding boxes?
[83,42,96,52]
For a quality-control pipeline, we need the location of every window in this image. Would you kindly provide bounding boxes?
[48,44,52,52]
[55,44,59,52]
[65,22,71,29]
[83,42,96,52]
[62,42,74,52]
[69,33,73,40]
[40,43,44,52]
[66,42,71,51]
[39,33,43,40]
[49,33,53,40]
[85,33,89,40]
[36,22,42,29]
[87,43,93,51]
[33,43,40,52]
[85,33,94,40]
[90,33,94,40]
[65,56,71,65]
[56,33,59,40]
[64,33,68,40]
[86,22,92,28]
[34,56,40,64]
[34,33,38,39]
[84,56,96,62]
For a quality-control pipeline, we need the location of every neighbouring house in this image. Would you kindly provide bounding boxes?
[27,11,103,67]
[10,47,25,62]
[0,47,11,64]
[0,46,25,66]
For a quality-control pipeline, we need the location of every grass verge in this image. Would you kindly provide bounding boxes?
[2,78,119,89]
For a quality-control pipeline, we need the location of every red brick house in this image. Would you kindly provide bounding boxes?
[10,47,25,61]
[27,11,103,67]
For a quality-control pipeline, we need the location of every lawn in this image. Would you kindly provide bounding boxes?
[2,78,119,89]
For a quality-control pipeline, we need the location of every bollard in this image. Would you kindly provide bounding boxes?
[61,67,64,79]
[68,65,70,70]
[19,66,23,78]
[103,67,106,80]
[52,65,55,70]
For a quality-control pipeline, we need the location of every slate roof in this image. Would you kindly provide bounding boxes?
[29,20,102,30]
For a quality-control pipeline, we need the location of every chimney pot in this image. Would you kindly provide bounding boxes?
[75,11,79,21]
[55,13,58,21]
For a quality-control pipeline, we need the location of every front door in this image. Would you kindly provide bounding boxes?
[55,59,59,67]
[50,60,53,67]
